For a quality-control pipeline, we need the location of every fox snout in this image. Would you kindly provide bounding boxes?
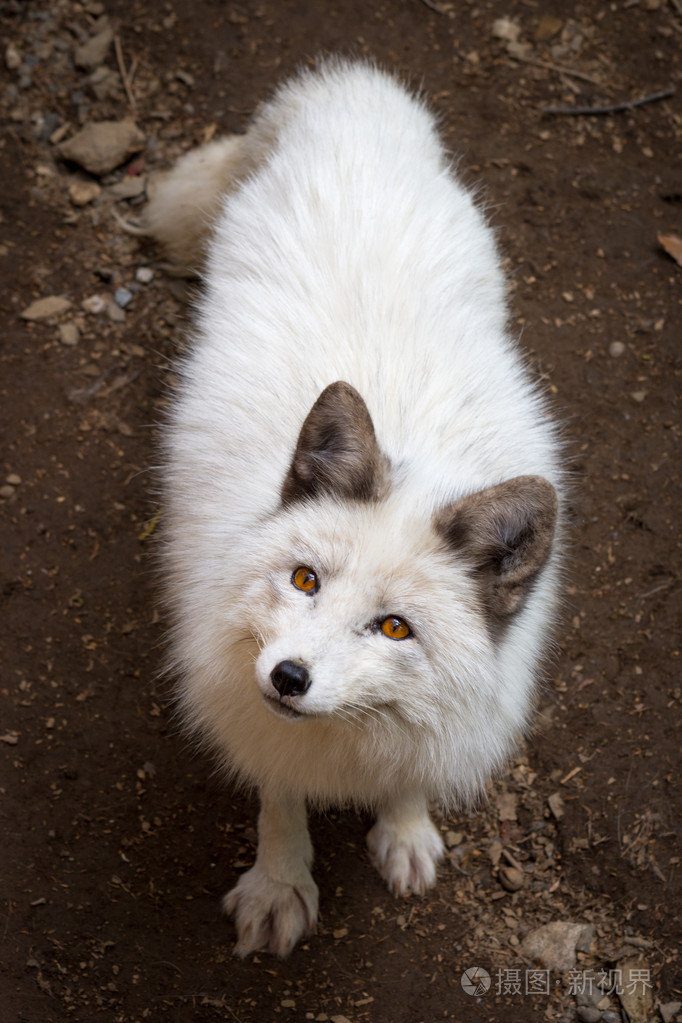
[270,660,311,698]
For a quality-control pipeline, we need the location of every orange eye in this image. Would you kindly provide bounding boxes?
[381,616,411,640]
[292,566,318,593]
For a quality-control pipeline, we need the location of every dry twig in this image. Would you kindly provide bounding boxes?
[507,51,602,85]
[114,34,137,111]
[544,87,675,116]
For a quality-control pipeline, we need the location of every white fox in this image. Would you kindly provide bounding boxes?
[146,59,563,957]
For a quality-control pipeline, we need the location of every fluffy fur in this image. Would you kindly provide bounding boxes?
[148,59,563,957]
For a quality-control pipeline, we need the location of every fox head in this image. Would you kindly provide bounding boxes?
[233,382,558,743]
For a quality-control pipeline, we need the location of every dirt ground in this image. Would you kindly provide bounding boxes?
[1,1,680,1021]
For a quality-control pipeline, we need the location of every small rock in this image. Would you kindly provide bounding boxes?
[609,341,625,357]
[38,112,61,141]
[106,301,126,323]
[617,958,653,1023]
[74,23,114,70]
[0,484,16,499]
[577,1008,601,1023]
[660,1002,682,1023]
[82,294,106,314]
[445,830,463,848]
[492,17,521,43]
[631,391,647,403]
[110,176,146,199]
[548,792,565,819]
[114,287,133,308]
[332,928,348,939]
[496,788,517,821]
[535,14,563,41]
[6,474,22,486]
[88,66,120,102]
[21,295,72,321]
[135,266,154,284]
[69,179,101,207]
[58,322,80,346]
[602,1014,622,1023]
[5,43,21,70]
[498,865,524,891]
[520,921,593,971]
[59,120,145,176]
[175,69,195,86]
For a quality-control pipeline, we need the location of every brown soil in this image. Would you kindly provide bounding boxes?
[1,1,680,1022]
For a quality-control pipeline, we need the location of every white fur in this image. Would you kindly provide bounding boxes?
[154,60,563,956]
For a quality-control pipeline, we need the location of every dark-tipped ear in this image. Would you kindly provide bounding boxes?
[435,476,558,627]
[281,381,388,505]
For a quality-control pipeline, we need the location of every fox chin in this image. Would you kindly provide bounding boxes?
[149,58,564,957]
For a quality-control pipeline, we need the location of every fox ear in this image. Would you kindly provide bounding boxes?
[435,476,558,627]
[282,381,387,505]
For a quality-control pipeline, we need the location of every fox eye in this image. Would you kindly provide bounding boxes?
[381,616,411,640]
[292,566,318,593]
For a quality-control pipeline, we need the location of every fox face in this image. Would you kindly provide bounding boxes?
[232,381,558,735]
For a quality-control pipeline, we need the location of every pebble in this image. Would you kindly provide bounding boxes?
[74,24,114,70]
[114,287,133,308]
[69,179,101,207]
[106,301,126,323]
[58,322,80,346]
[0,484,16,499]
[498,864,524,891]
[135,266,154,284]
[631,391,647,403]
[492,16,521,42]
[89,66,120,102]
[520,921,593,971]
[445,829,463,848]
[21,295,72,320]
[82,294,106,314]
[577,1009,601,1023]
[601,1014,622,1023]
[110,176,146,199]
[5,43,21,70]
[6,474,21,486]
[548,791,565,819]
[660,1002,682,1023]
[59,120,145,176]
[609,341,625,357]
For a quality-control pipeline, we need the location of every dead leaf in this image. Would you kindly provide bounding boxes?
[658,232,682,268]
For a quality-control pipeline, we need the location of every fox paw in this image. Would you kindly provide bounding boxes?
[367,814,444,895]
[223,864,319,957]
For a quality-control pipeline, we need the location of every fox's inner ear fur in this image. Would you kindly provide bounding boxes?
[282,381,388,505]
[435,476,558,626]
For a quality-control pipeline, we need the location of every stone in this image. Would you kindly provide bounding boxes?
[74,24,114,69]
[135,266,154,284]
[520,921,593,972]
[110,176,146,199]
[617,958,653,1023]
[69,179,101,206]
[59,120,145,176]
[498,865,524,891]
[82,294,106,314]
[659,1002,682,1023]
[58,322,80,346]
[21,296,72,320]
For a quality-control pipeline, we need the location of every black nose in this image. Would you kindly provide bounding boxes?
[270,660,311,698]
